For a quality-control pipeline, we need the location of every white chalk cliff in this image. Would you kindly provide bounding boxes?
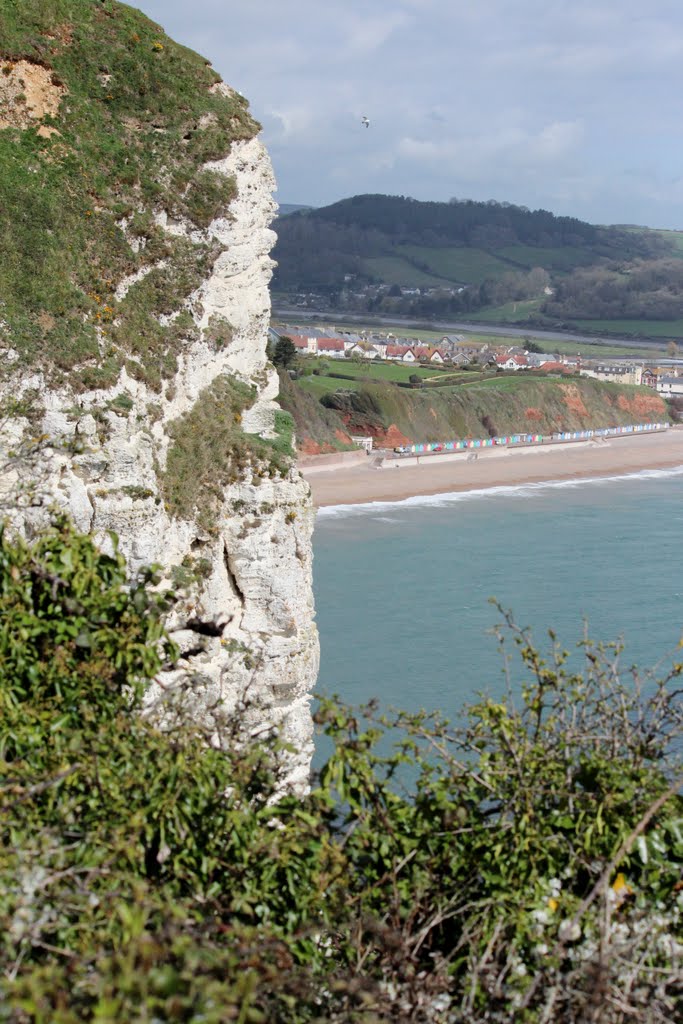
[0,132,318,788]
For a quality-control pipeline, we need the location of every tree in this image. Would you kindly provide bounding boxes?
[272,335,297,368]
[667,340,679,358]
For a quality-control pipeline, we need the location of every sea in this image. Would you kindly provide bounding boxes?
[312,466,683,747]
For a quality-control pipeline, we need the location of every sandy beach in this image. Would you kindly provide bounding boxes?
[300,428,683,507]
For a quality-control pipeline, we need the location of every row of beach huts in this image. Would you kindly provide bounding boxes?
[389,422,670,456]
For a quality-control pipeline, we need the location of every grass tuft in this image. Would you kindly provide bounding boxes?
[161,376,294,531]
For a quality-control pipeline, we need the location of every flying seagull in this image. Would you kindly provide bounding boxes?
[361,116,370,128]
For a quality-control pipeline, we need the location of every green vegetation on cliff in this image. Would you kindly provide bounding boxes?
[161,375,295,530]
[1,523,681,1021]
[276,368,357,455]
[0,0,258,388]
[279,368,670,451]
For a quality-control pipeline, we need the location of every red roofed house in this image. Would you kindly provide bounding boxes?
[287,334,317,355]
[536,361,571,375]
[496,353,529,371]
[386,344,416,363]
[316,338,346,359]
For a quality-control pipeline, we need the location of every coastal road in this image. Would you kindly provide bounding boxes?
[273,307,671,353]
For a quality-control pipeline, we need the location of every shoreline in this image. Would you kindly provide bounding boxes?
[300,429,683,508]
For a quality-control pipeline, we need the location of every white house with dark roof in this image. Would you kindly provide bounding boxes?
[581,364,642,386]
[369,339,388,359]
[656,375,683,396]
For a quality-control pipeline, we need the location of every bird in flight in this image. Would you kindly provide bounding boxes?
[361,116,370,128]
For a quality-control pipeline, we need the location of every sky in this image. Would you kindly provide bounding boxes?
[135,0,683,229]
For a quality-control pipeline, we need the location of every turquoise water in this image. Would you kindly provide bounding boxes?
[312,466,683,726]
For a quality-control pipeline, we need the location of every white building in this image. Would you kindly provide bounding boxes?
[656,376,683,396]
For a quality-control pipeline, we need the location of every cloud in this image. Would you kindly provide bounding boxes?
[265,105,317,142]
[528,120,584,160]
[341,11,412,55]
[135,0,683,227]
[397,118,583,176]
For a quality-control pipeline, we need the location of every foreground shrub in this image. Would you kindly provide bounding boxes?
[0,524,681,1021]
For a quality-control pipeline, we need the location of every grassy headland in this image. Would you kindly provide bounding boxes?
[279,362,670,452]
[0,0,258,389]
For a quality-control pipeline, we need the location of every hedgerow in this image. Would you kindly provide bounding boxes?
[0,522,681,1022]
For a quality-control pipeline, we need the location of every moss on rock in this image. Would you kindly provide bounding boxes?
[161,376,294,531]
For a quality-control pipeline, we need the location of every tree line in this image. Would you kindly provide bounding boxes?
[271,194,683,327]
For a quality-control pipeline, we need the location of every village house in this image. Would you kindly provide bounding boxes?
[287,333,318,355]
[656,375,683,396]
[581,364,643,386]
[535,361,573,375]
[414,347,446,364]
[385,344,417,363]
[526,352,563,366]
[496,353,529,371]
[450,351,472,367]
[346,342,378,360]
[440,334,465,349]
[367,338,388,359]
[316,338,346,359]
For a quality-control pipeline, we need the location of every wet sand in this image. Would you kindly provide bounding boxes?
[300,429,683,508]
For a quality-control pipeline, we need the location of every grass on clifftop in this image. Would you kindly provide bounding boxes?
[0,0,258,389]
[306,375,671,446]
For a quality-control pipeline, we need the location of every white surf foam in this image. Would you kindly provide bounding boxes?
[316,464,683,519]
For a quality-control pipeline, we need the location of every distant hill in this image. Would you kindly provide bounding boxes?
[272,194,683,335]
[277,203,314,216]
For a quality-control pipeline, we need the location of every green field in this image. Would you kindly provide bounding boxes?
[297,358,509,399]
[647,229,683,256]
[564,318,683,339]
[297,373,362,397]
[497,245,598,272]
[464,299,543,323]
[297,359,438,398]
[398,245,512,284]
[360,256,446,287]
[363,243,613,290]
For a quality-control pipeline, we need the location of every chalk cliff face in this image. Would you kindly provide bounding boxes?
[0,5,317,786]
